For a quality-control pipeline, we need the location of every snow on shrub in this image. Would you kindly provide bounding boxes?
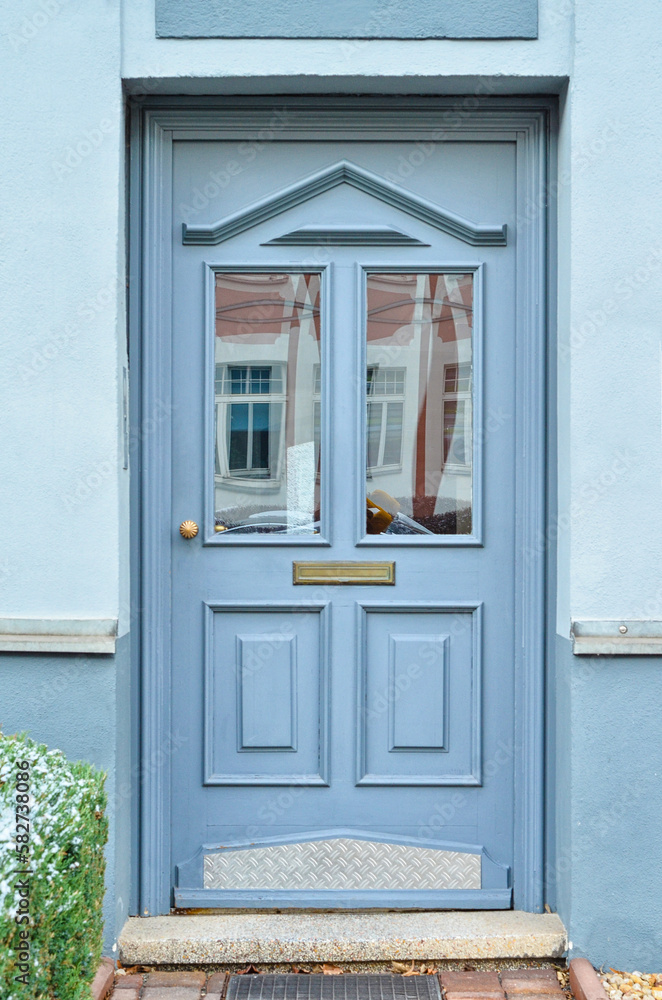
[0,732,108,1000]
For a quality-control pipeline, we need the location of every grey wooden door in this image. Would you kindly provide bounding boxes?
[141,105,546,912]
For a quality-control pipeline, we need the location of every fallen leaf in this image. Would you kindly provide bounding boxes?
[402,962,421,976]
[322,964,345,975]
[391,963,411,974]
[236,965,263,975]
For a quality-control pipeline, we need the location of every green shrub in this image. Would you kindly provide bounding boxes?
[0,732,108,1000]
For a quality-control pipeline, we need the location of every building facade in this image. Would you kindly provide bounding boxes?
[1,0,661,969]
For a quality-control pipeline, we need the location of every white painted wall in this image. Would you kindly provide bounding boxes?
[0,0,125,626]
[562,0,662,627]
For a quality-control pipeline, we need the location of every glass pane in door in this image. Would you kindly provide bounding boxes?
[365,272,473,536]
[214,272,322,535]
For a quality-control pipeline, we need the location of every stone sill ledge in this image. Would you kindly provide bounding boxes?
[0,618,118,654]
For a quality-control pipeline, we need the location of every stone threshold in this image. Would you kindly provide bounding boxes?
[118,911,566,967]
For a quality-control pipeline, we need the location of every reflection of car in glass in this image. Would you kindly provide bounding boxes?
[215,508,320,534]
[215,489,464,535]
[366,491,435,535]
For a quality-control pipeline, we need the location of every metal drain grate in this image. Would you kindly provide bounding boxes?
[227,974,441,1000]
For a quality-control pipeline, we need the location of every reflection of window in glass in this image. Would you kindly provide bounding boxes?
[366,367,405,475]
[443,363,472,469]
[444,362,471,395]
[220,365,284,395]
[215,363,285,481]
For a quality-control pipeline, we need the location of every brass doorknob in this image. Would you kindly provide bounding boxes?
[179,520,199,539]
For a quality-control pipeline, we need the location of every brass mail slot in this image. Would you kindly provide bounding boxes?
[293,561,395,585]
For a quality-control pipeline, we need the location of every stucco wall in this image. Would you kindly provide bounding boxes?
[2,0,662,971]
[553,637,662,968]
[0,0,128,954]
[560,0,662,627]
[552,3,662,964]
[0,0,126,626]
[0,636,132,952]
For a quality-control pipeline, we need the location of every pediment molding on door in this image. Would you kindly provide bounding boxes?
[182,161,508,248]
[263,225,429,246]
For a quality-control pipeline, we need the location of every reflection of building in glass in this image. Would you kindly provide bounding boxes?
[213,270,473,535]
[214,273,321,533]
[365,272,473,534]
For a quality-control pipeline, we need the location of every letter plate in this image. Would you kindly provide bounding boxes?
[293,561,395,585]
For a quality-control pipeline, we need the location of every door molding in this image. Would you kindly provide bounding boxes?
[181,159,508,246]
[130,95,552,915]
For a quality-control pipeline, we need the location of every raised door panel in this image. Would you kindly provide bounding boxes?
[358,605,481,785]
[204,604,328,784]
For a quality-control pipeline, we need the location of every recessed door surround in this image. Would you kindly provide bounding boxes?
[135,99,548,915]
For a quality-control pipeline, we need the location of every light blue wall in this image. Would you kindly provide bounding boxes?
[551,635,662,968]
[156,0,538,40]
[0,634,133,953]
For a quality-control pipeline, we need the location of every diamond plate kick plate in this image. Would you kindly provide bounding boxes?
[204,838,481,890]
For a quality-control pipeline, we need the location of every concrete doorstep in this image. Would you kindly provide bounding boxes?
[118,911,566,966]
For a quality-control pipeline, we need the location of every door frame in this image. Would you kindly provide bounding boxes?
[129,95,553,916]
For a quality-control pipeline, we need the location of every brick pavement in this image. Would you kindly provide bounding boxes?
[109,970,227,999]
[108,968,567,1000]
